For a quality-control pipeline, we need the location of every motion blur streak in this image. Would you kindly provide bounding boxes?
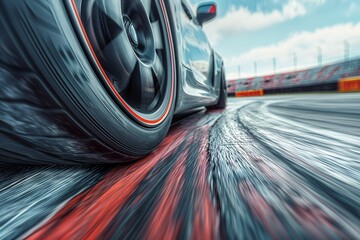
[27,130,189,239]
[26,111,222,240]
[0,94,359,239]
[209,94,359,239]
[0,165,105,240]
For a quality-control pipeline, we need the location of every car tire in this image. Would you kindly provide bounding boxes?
[0,0,176,164]
[209,66,227,109]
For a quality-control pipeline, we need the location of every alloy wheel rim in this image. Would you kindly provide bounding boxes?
[69,0,174,126]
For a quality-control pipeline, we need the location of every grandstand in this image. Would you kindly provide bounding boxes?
[227,58,360,96]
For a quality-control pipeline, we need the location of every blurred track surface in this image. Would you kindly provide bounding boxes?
[0,93,359,239]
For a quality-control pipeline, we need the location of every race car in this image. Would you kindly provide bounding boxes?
[0,0,227,164]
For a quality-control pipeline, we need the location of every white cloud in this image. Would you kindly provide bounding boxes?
[225,22,360,79]
[301,0,326,5]
[204,0,307,45]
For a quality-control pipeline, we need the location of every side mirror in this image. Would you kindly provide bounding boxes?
[196,3,217,26]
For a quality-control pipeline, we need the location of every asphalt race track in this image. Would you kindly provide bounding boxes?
[0,93,359,239]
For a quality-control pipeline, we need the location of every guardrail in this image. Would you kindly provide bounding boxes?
[227,58,360,96]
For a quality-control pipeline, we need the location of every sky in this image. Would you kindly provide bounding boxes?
[188,0,360,79]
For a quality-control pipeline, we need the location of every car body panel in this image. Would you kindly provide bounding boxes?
[180,1,212,89]
[164,0,223,114]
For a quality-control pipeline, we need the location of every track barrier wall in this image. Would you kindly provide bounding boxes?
[234,89,263,97]
[227,58,360,97]
[338,76,360,92]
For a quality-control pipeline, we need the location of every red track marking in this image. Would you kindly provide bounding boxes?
[240,182,288,238]
[26,128,188,239]
[190,127,219,240]
[145,147,189,240]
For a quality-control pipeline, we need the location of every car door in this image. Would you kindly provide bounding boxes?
[180,0,214,90]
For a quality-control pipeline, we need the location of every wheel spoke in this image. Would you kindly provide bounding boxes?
[133,63,156,110]
[153,54,165,90]
[101,33,137,91]
[94,0,123,28]
[76,0,171,118]
[151,21,164,49]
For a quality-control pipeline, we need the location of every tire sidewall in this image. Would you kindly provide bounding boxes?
[26,0,176,156]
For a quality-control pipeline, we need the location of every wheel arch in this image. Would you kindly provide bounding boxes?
[163,0,185,113]
[213,51,224,97]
